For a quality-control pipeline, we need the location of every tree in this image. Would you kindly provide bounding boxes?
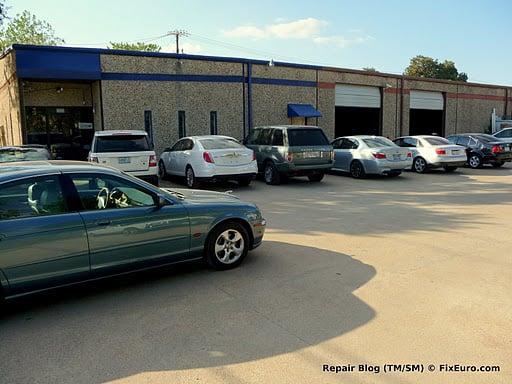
[0,10,64,51]
[0,1,6,25]
[404,55,467,82]
[109,41,161,52]
[362,67,378,72]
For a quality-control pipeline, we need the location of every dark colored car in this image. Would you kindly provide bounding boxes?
[0,146,50,163]
[244,125,334,185]
[446,133,512,168]
[0,161,265,301]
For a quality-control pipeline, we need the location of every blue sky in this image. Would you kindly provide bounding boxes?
[6,0,512,85]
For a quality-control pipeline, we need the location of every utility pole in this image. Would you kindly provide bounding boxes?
[168,30,188,54]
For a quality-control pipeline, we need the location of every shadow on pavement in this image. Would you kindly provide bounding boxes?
[0,241,376,384]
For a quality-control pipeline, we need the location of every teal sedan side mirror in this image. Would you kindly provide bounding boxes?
[156,194,170,208]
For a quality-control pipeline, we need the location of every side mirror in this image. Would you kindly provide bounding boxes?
[156,194,169,209]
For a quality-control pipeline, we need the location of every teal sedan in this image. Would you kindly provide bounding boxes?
[0,161,265,300]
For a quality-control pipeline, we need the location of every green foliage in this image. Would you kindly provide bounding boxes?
[108,42,161,52]
[404,55,467,82]
[0,10,65,51]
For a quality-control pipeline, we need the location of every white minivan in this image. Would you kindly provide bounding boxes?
[88,130,158,185]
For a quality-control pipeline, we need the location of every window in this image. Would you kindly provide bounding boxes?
[340,138,358,149]
[287,129,329,146]
[0,148,50,162]
[94,135,150,153]
[181,139,194,151]
[0,176,68,220]
[144,110,154,147]
[402,138,418,147]
[210,111,218,135]
[363,137,396,148]
[447,136,458,144]
[272,129,284,146]
[171,140,185,151]
[178,111,186,138]
[424,137,450,146]
[199,138,244,150]
[332,139,343,149]
[259,129,273,145]
[495,129,512,138]
[69,174,156,211]
[456,136,470,147]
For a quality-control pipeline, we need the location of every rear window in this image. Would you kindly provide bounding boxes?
[474,134,499,143]
[363,137,397,148]
[287,129,329,146]
[199,138,243,150]
[424,137,450,145]
[0,148,49,162]
[94,135,150,153]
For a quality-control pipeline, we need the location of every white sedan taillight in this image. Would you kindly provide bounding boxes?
[149,155,157,167]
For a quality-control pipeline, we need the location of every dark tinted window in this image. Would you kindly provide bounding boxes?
[332,139,342,149]
[287,129,329,146]
[402,138,417,147]
[0,176,68,220]
[200,138,243,149]
[246,129,261,145]
[260,129,273,145]
[95,135,150,153]
[340,138,358,149]
[181,139,194,151]
[0,148,49,162]
[272,129,284,146]
[144,111,153,147]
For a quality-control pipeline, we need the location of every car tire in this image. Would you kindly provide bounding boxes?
[205,221,249,270]
[186,166,201,189]
[492,161,505,168]
[158,161,168,180]
[413,157,427,173]
[468,154,482,169]
[238,177,252,187]
[349,161,366,179]
[264,162,281,185]
[444,166,458,172]
[308,173,324,182]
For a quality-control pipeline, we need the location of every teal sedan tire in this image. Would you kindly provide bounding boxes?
[205,221,249,270]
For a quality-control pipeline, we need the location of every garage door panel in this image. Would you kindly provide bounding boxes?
[335,84,381,108]
[410,90,444,110]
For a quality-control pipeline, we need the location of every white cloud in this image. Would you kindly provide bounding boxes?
[222,18,372,49]
[162,42,202,54]
[223,18,328,40]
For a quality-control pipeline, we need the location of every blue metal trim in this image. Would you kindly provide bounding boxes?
[12,44,323,71]
[251,78,316,87]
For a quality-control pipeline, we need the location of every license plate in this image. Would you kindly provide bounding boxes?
[452,150,460,155]
[304,151,320,158]
[393,154,401,160]
[118,157,131,164]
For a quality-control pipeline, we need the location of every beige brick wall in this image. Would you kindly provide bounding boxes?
[22,81,92,107]
[0,51,22,146]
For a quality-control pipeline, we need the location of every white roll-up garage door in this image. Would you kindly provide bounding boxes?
[409,90,444,110]
[335,84,381,108]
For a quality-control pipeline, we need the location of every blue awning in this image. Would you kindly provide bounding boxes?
[287,103,322,118]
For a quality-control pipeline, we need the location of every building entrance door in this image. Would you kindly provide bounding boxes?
[25,107,94,160]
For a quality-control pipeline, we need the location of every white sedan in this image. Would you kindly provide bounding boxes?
[158,135,258,188]
[393,135,467,173]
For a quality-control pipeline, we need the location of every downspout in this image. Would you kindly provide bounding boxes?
[400,78,404,136]
[242,63,246,138]
[395,78,399,138]
[315,69,319,126]
[247,62,253,132]
[18,78,27,144]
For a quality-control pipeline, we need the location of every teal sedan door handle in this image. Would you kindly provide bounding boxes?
[95,220,111,226]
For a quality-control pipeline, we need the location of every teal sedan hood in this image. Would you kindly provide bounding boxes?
[161,188,242,204]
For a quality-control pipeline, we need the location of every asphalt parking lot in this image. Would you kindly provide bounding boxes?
[1,165,511,384]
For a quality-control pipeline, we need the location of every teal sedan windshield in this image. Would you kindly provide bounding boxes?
[0,148,49,163]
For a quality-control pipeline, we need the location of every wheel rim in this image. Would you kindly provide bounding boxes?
[214,229,245,264]
[469,156,480,168]
[186,168,194,186]
[158,162,165,177]
[351,163,361,177]
[264,165,273,183]
[414,158,426,172]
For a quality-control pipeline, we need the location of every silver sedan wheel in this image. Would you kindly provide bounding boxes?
[214,229,245,264]
[414,157,426,173]
[469,155,481,168]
